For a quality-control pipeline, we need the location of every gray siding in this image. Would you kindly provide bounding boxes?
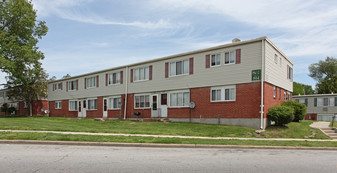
[294,95,337,114]
[264,41,293,92]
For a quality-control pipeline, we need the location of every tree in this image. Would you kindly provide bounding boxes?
[309,57,337,94]
[62,74,71,79]
[293,82,314,95]
[0,0,48,86]
[6,66,48,116]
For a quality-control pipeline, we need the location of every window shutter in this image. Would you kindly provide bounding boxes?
[236,49,241,64]
[165,62,169,78]
[76,80,78,90]
[189,57,194,75]
[106,73,108,86]
[96,75,99,87]
[305,98,308,106]
[149,65,153,80]
[53,84,55,91]
[84,78,87,89]
[205,54,210,68]
[314,98,317,107]
[287,65,289,79]
[66,82,68,92]
[120,71,123,84]
[130,69,133,83]
[61,83,63,90]
[335,97,337,106]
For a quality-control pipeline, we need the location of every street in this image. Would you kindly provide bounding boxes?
[0,144,336,173]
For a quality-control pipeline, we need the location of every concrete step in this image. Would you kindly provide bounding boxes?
[330,136,337,139]
[326,133,337,137]
[323,130,335,133]
[321,127,334,130]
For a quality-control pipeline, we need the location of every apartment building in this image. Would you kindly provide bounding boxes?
[48,36,293,129]
[0,88,48,116]
[293,94,337,121]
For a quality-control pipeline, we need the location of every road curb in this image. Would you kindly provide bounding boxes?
[1,139,337,150]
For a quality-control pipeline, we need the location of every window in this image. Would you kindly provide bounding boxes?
[87,98,97,110]
[170,91,190,107]
[297,98,308,107]
[329,97,334,107]
[279,88,281,100]
[23,102,28,108]
[284,92,286,101]
[134,67,149,81]
[53,83,62,90]
[86,76,97,88]
[55,101,62,109]
[68,80,77,91]
[135,95,150,108]
[0,92,4,98]
[273,86,276,98]
[211,54,221,67]
[109,72,120,85]
[170,60,189,76]
[8,103,18,110]
[288,66,293,80]
[287,92,291,101]
[314,98,317,107]
[274,54,278,64]
[109,96,121,109]
[211,86,236,102]
[323,98,328,107]
[280,57,282,67]
[69,100,78,111]
[224,51,235,64]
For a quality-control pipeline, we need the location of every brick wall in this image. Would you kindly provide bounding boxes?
[263,82,292,118]
[86,96,103,118]
[49,100,77,118]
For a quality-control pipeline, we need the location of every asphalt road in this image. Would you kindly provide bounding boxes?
[0,144,336,173]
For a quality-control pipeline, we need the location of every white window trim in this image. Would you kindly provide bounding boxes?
[274,54,278,64]
[55,101,62,109]
[86,76,97,89]
[87,98,98,110]
[169,59,190,77]
[210,85,236,102]
[134,94,151,109]
[54,83,62,90]
[224,51,236,65]
[108,96,122,110]
[68,80,77,91]
[210,53,221,67]
[168,89,190,108]
[273,86,276,98]
[133,67,150,82]
[108,72,121,86]
[69,100,78,111]
[23,102,28,108]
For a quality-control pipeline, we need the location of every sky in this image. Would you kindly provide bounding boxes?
[1,0,337,89]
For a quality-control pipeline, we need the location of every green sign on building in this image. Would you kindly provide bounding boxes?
[252,69,261,81]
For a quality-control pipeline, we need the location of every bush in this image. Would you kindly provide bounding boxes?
[7,107,16,114]
[0,103,8,114]
[282,101,307,122]
[267,106,294,126]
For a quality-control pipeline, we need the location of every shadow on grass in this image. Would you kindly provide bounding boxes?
[266,125,289,130]
[0,115,47,118]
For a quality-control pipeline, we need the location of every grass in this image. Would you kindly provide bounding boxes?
[0,116,329,139]
[1,132,336,148]
[330,121,337,128]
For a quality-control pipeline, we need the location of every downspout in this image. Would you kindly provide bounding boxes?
[260,40,265,129]
[123,66,129,120]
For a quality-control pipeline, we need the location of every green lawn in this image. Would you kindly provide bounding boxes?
[0,116,329,139]
[330,121,337,128]
[1,132,336,148]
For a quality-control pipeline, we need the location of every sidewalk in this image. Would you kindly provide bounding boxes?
[1,129,336,142]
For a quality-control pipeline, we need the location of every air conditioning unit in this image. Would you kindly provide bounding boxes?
[323,107,328,111]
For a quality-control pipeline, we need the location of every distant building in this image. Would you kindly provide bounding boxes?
[293,94,337,121]
[48,36,293,129]
[0,88,48,116]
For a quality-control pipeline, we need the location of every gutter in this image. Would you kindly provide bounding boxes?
[123,66,129,120]
[260,40,265,129]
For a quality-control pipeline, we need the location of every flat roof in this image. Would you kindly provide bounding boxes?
[49,36,293,83]
[293,93,337,98]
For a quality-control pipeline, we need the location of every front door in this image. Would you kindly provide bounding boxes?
[160,93,168,117]
[151,94,159,117]
[78,100,87,118]
[103,98,108,118]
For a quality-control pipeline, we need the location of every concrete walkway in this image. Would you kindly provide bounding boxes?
[1,129,336,142]
[310,121,337,139]
[310,122,331,129]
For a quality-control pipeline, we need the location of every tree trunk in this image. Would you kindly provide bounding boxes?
[29,102,33,116]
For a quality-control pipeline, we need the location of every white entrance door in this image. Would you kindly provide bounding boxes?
[103,98,108,118]
[151,94,159,118]
[78,100,87,118]
[160,93,168,118]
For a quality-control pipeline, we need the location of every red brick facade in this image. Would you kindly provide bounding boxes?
[0,100,48,116]
[48,82,292,123]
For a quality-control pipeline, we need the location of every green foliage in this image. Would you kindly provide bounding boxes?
[309,57,337,94]
[293,82,315,95]
[7,106,16,114]
[0,103,8,113]
[267,106,294,126]
[282,101,307,122]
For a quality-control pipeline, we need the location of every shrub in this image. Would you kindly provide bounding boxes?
[0,103,8,114]
[282,101,307,122]
[267,105,294,126]
[7,107,16,114]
